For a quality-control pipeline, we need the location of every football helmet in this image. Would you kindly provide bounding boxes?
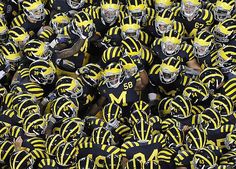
[129,109,149,125]
[193,148,218,169]
[46,134,66,156]
[16,99,40,119]
[11,92,37,110]
[159,57,181,84]
[211,94,234,117]
[155,9,174,35]
[119,56,138,78]
[29,60,56,85]
[8,126,25,142]
[22,0,46,21]
[212,18,236,43]
[0,19,8,43]
[77,157,96,169]
[23,113,47,136]
[10,150,34,169]
[51,96,78,119]
[0,122,9,139]
[92,127,116,145]
[130,100,150,115]
[165,126,184,148]
[56,76,83,98]
[120,16,141,39]
[101,0,120,24]
[0,140,15,163]
[132,119,153,142]
[158,97,173,117]
[24,39,52,61]
[71,11,95,39]
[102,103,122,128]
[50,12,70,33]
[103,62,124,88]
[56,142,78,167]
[193,30,214,58]
[11,82,44,101]
[59,119,85,142]
[121,37,143,61]
[225,130,236,150]
[200,108,221,130]
[0,42,21,65]
[161,118,180,133]
[170,95,192,119]
[38,159,57,169]
[76,63,102,87]
[161,30,182,56]
[199,67,224,91]
[154,0,175,12]
[213,0,235,22]
[185,128,207,151]
[8,26,30,49]
[217,45,236,73]
[105,154,121,169]
[127,0,147,22]
[183,81,209,104]
[181,0,201,19]
[66,0,85,9]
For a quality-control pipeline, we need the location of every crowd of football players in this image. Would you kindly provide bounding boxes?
[0,0,235,168]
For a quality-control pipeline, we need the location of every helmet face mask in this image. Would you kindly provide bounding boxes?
[105,73,122,88]
[125,64,138,77]
[130,10,145,22]
[122,29,140,39]
[24,2,46,21]
[213,26,230,43]
[72,20,95,39]
[160,66,179,84]
[101,3,120,24]
[181,0,200,19]
[214,7,232,22]
[67,0,85,9]
[161,40,180,56]
[103,63,124,88]
[155,21,172,34]
[193,43,210,58]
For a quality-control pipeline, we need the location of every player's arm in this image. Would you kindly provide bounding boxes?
[54,38,86,59]
[135,70,149,91]
[186,59,202,72]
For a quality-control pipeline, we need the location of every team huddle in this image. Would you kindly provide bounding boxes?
[0,0,235,168]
